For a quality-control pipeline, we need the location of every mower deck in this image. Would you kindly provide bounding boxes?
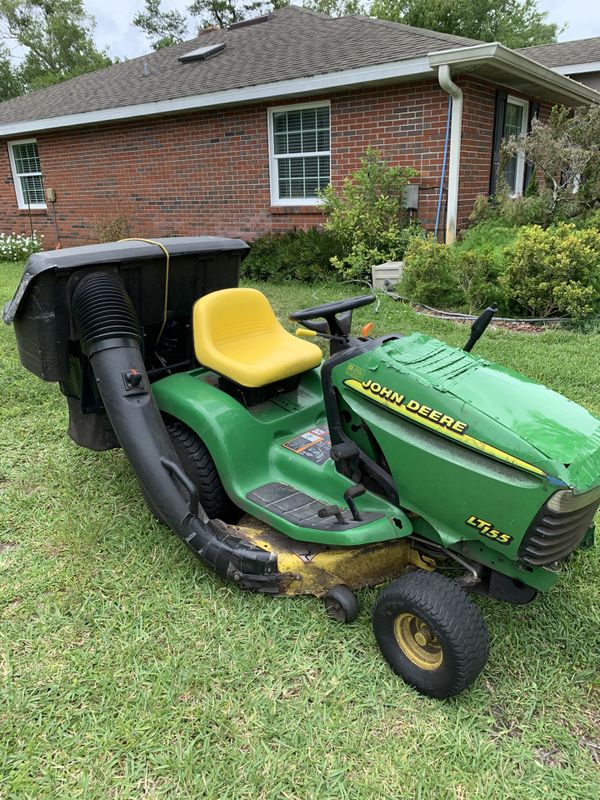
[233,514,433,597]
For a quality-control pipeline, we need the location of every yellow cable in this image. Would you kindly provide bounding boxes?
[119,238,170,345]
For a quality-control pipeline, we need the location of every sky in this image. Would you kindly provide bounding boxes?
[81,1,600,61]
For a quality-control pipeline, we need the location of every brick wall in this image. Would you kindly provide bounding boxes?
[0,77,536,248]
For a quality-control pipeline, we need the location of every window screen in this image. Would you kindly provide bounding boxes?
[503,102,525,195]
[10,140,45,208]
[270,105,330,202]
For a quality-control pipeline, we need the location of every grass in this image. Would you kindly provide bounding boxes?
[1,260,599,799]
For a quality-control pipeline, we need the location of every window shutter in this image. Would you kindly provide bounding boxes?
[523,100,540,193]
[489,89,507,199]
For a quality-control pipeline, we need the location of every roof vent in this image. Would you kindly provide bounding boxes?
[178,43,226,63]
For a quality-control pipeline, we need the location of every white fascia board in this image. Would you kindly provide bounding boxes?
[553,61,600,76]
[0,56,433,137]
[428,42,600,104]
[428,42,500,67]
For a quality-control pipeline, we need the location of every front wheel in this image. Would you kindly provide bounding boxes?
[372,570,489,699]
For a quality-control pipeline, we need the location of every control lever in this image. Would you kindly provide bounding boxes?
[463,305,497,353]
[296,327,348,344]
[344,484,366,521]
[318,504,346,525]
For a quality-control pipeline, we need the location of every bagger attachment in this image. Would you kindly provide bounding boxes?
[3,238,277,587]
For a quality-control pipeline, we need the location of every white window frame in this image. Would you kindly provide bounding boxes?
[267,100,331,206]
[504,96,529,197]
[8,138,46,210]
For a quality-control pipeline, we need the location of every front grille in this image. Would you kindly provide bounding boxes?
[519,496,600,567]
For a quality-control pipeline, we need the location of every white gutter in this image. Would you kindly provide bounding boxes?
[553,61,600,76]
[0,56,433,137]
[2,40,598,139]
[437,65,462,245]
[429,43,600,244]
[428,42,600,105]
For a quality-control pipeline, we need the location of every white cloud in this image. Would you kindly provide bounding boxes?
[86,0,192,60]
[540,0,600,41]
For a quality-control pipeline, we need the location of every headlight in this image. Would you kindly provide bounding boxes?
[547,485,600,513]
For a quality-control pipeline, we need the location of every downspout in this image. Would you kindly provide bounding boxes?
[437,65,463,244]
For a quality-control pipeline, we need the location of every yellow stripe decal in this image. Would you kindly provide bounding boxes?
[344,378,546,477]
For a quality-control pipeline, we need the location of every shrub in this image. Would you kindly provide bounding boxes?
[577,208,600,231]
[471,188,564,228]
[503,223,600,318]
[0,231,43,261]
[495,191,560,227]
[502,105,600,221]
[453,250,501,313]
[320,148,419,278]
[241,228,341,282]
[401,236,503,313]
[458,218,518,270]
[93,200,137,243]
[400,237,461,308]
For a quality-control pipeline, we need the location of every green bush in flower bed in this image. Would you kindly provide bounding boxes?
[241,228,342,283]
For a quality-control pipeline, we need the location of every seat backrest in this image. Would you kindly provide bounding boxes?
[193,287,281,363]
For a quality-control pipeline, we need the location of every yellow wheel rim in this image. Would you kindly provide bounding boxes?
[394,613,444,671]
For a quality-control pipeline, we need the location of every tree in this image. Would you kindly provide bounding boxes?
[303,0,362,16]
[188,1,290,30]
[0,43,22,100]
[320,147,418,278]
[134,0,290,47]
[502,105,600,217]
[368,0,562,48]
[0,0,113,92]
[133,0,189,49]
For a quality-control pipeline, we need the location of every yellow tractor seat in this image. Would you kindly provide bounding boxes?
[193,288,323,388]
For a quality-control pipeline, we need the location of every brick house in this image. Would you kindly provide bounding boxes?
[0,6,597,249]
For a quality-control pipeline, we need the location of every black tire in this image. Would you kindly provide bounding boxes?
[372,570,489,699]
[166,421,243,523]
[323,585,359,623]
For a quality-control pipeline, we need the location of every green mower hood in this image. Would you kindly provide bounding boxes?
[343,334,600,492]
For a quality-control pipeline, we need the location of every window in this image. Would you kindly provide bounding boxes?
[268,102,330,205]
[503,97,529,196]
[8,139,46,209]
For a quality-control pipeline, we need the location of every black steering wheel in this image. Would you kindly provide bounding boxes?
[289,294,375,336]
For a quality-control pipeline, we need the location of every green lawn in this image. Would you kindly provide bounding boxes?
[1,260,599,799]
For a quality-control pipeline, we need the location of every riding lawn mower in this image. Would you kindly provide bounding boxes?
[4,236,599,698]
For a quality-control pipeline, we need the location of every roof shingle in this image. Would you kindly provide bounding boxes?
[519,37,600,68]
[0,7,481,126]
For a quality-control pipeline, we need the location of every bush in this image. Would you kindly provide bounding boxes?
[503,223,600,318]
[401,236,503,313]
[502,105,600,221]
[93,200,136,243]
[470,190,566,228]
[577,208,600,231]
[458,218,518,271]
[453,250,502,313]
[320,148,419,278]
[400,237,461,309]
[0,231,43,261]
[241,228,341,282]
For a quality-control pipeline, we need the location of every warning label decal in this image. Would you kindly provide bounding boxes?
[282,427,331,465]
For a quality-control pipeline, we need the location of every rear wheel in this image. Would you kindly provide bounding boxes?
[372,570,489,698]
[166,420,242,523]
